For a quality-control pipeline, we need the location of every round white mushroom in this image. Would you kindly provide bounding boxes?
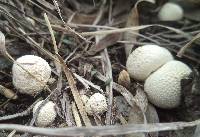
[158,2,183,21]
[12,55,51,95]
[85,93,107,115]
[126,45,173,81]
[33,100,57,127]
[144,60,192,109]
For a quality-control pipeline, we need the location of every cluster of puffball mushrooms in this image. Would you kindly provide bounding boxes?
[10,2,185,127]
[126,45,192,109]
[12,44,191,127]
[12,55,107,127]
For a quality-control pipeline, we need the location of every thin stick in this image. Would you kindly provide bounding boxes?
[101,49,113,125]
[0,120,200,136]
[44,13,61,74]
[52,0,89,42]
[81,24,189,38]
[72,102,82,127]
[44,13,58,54]
[177,32,200,57]
[7,130,16,137]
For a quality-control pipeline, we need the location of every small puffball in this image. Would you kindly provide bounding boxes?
[158,2,183,21]
[126,45,173,81]
[144,61,192,109]
[12,55,51,95]
[85,93,107,115]
[33,100,57,127]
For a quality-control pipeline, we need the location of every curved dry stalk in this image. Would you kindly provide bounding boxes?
[0,119,200,136]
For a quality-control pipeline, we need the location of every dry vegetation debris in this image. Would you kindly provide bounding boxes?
[0,0,200,137]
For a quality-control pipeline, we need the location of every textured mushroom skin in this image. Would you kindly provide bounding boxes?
[144,61,192,109]
[85,93,107,115]
[158,2,183,21]
[33,100,56,127]
[126,45,173,81]
[12,55,51,95]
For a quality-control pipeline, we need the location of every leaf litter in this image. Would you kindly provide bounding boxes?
[0,0,199,137]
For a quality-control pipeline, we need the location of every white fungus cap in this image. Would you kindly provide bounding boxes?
[126,45,173,81]
[33,100,57,127]
[85,93,107,115]
[144,60,192,109]
[12,55,51,95]
[158,2,183,21]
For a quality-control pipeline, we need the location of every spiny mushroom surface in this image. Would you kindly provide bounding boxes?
[12,55,51,95]
[85,93,107,115]
[33,100,56,127]
[158,2,183,21]
[144,60,192,109]
[126,45,173,81]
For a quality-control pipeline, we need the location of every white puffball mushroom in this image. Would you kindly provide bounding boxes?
[33,100,57,127]
[126,45,173,81]
[158,2,183,21]
[85,93,107,115]
[12,55,51,95]
[144,60,192,109]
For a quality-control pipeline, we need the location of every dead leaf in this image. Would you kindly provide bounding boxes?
[114,96,131,117]
[133,87,148,113]
[145,104,159,137]
[87,33,121,55]
[124,0,155,57]
[127,104,146,137]
[127,103,159,137]
[126,86,149,137]
[124,5,139,57]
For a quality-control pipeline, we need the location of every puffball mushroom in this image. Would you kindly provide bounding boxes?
[158,2,183,21]
[144,60,192,109]
[126,45,173,81]
[12,55,51,95]
[85,93,107,115]
[33,100,57,127]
